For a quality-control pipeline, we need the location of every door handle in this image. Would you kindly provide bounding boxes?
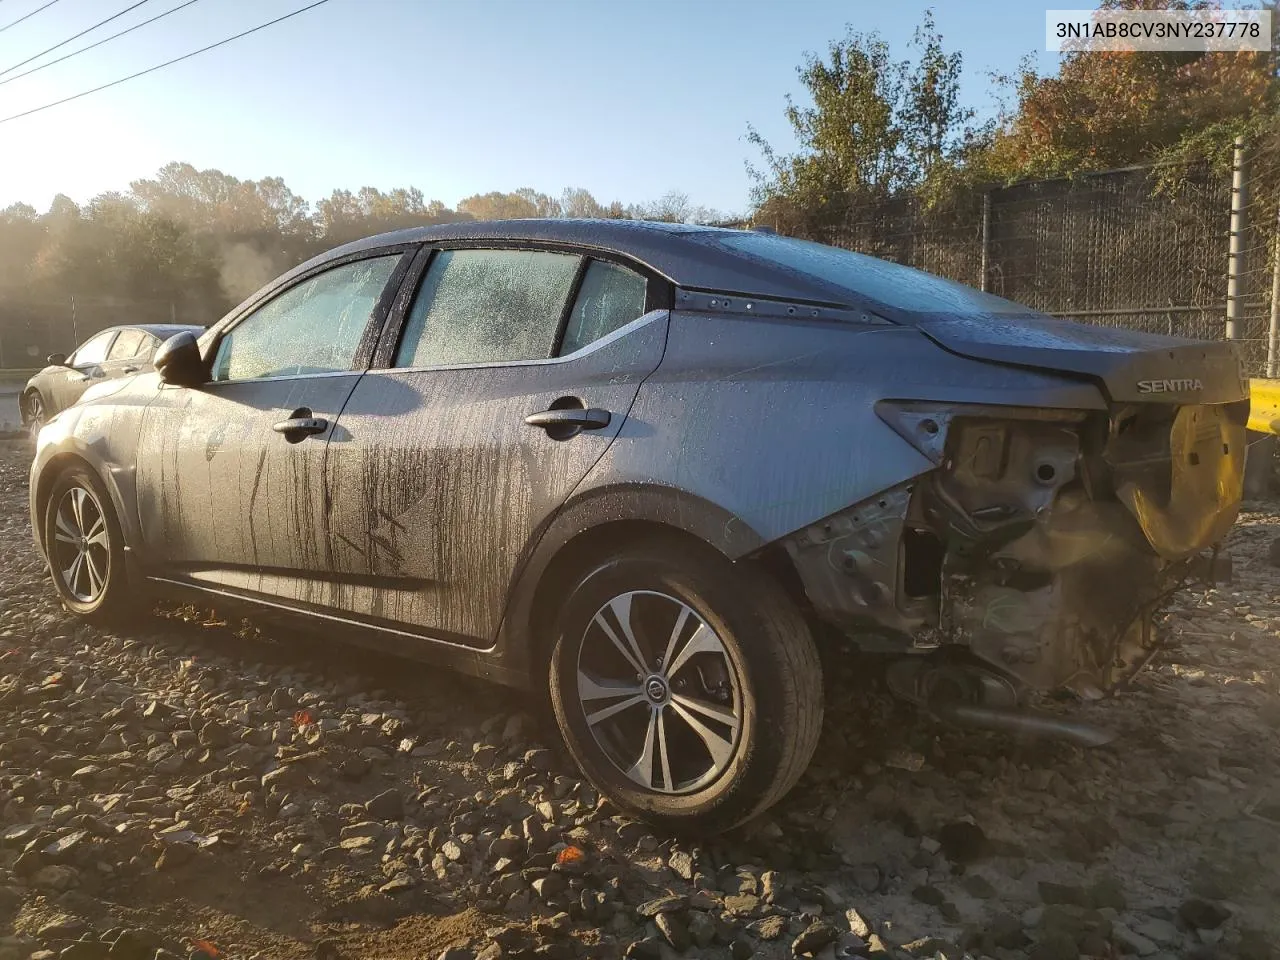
[524,408,611,430]
[273,413,329,442]
[122,366,139,374]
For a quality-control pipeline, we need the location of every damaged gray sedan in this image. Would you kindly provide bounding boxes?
[29,220,1247,833]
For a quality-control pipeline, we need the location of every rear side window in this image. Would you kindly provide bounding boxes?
[558,260,648,356]
[212,255,401,382]
[394,249,580,368]
[107,329,147,360]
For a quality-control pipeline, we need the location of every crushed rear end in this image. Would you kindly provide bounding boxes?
[780,317,1249,712]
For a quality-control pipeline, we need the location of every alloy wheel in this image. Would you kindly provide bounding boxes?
[52,486,110,603]
[576,590,743,794]
[25,393,44,442]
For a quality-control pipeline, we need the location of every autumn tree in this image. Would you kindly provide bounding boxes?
[458,189,555,221]
[0,162,717,347]
[977,0,1277,181]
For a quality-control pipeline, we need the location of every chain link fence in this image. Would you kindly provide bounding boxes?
[754,141,1280,379]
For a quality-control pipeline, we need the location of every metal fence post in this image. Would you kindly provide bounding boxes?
[1227,136,1250,341]
[979,191,991,292]
[1269,201,1280,378]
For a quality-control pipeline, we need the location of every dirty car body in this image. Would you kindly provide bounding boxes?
[29,220,1248,830]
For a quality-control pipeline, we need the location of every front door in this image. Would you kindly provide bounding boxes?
[325,248,667,645]
[51,329,116,412]
[135,252,408,605]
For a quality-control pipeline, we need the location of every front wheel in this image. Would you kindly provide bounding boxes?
[548,540,823,834]
[23,391,46,444]
[43,465,133,621]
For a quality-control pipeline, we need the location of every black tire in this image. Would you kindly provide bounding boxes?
[548,539,823,834]
[43,464,134,622]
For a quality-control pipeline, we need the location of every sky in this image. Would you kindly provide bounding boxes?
[0,0,1062,217]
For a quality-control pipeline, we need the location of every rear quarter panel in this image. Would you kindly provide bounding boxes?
[570,311,1108,552]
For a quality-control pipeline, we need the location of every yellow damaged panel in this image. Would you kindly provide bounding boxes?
[1249,379,1280,436]
[1117,404,1244,559]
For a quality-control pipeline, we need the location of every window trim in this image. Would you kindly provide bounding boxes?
[373,240,670,372]
[202,246,416,386]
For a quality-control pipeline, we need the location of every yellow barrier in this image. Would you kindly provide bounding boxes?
[1250,379,1280,435]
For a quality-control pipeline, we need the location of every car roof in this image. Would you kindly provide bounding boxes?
[297,219,863,307]
[130,323,205,338]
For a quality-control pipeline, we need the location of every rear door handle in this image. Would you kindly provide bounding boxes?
[122,366,139,374]
[524,408,611,430]
[273,414,328,442]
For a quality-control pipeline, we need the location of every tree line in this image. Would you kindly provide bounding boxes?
[0,174,722,327]
[747,3,1279,235]
[2,0,1277,333]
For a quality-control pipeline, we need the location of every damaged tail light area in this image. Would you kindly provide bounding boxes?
[782,400,1247,702]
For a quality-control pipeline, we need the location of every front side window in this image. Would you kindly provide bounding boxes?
[212,255,401,382]
[107,329,147,361]
[559,260,648,355]
[394,249,580,368]
[71,331,115,367]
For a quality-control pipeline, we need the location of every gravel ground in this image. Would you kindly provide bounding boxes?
[1,438,1279,960]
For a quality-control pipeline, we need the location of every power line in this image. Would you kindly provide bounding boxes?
[0,0,200,87]
[0,0,61,33]
[0,0,152,78]
[0,0,335,125]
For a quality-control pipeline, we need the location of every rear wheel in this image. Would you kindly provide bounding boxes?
[43,465,132,621]
[23,390,46,443]
[548,539,823,834]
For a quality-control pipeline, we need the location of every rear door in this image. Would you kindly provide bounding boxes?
[135,250,412,604]
[324,246,669,645]
[99,328,150,381]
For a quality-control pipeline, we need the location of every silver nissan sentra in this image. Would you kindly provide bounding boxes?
[28,219,1247,832]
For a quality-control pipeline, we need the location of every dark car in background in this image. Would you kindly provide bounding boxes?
[27,220,1248,832]
[21,323,203,440]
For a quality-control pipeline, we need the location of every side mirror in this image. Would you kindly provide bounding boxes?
[47,353,67,367]
[154,331,206,387]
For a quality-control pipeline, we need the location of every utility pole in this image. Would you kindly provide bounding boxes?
[979,191,991,293]
[1227,136,1250,341]
[1269,201,1280,378]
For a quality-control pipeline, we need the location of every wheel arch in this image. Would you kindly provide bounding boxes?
[498,483,790,687]
[32,452,94,546]
[31,449,136,572]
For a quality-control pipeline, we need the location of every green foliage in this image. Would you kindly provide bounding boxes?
[750,0,1278,228]
[748,10,979,231]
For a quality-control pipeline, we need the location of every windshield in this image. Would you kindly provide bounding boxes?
[711,231,1037,319]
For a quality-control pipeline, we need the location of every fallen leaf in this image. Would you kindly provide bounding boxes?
[557,845,585,864]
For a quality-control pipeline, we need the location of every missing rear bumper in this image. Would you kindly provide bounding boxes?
[782,402,1245,699]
